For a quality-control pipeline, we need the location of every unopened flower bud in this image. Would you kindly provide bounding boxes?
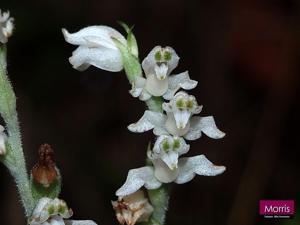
[32,144,58,187]
[112,190,153,225]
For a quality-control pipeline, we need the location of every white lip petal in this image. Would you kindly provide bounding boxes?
[65,220,98,225]
[175,155,226,184]
[173,110,191,129]
[116,167,161,197]
[184,116,225,141]
[165,113,190,137]
[154,64,168,80]
[62,26,126,49]
[161,151,179,170]
[152,159,179,183]
[145,74,168,97]
[163,71,198,100]
[69,45,123,72]
[128,110,166,133]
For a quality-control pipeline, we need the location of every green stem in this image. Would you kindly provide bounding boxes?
[0,44,34,217]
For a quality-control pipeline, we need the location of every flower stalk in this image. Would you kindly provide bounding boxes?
[0,44,34,217]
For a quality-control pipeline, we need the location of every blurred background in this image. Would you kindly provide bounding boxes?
[0,0,299,224]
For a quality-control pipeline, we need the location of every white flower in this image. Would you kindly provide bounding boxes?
[29,197,97,225]
[112,190,153,225]
[128,91,225,140]
[62,26,127,72]
[0,125,7,155]
[150,135,189,171]
[129,46,197,101]
[116,155,225,197]
[0,10,14,44]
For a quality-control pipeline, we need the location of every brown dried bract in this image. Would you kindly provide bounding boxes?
[32,144,58,187]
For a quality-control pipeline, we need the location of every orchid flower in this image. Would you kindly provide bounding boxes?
[112,190,153,225]
[116,154,225,197]
[29,198,97,225]
[0,125,7,155]
[129,46,197,101]
[0,10,14,44]
[62,26,127,72]
[128,91,225,140]
[151,135,190,171]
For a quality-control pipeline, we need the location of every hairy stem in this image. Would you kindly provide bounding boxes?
[0,45,34,217]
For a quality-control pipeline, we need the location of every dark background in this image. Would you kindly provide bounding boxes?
[0,0,299,225]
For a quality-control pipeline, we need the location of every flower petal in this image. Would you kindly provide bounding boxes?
[152,159,179,183]
[145,74,169,97]
[160,151,179,170]
[30,197,52,224]
[177,137,190,156]
[116,167,161,197]
[163,71,198,100]
[154,63,168,80]
[173,110,191,130]
[48,216,65,225]
[128,110,166,133]
[165,113,190,137]
[65,220,98,225]
[175,155,226,184]
[69,46,123,72]
[184,116,225,141]
[62,26,126,49]
[129,77,146,98]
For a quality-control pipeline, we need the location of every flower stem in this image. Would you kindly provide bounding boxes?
[0,44,34,217]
